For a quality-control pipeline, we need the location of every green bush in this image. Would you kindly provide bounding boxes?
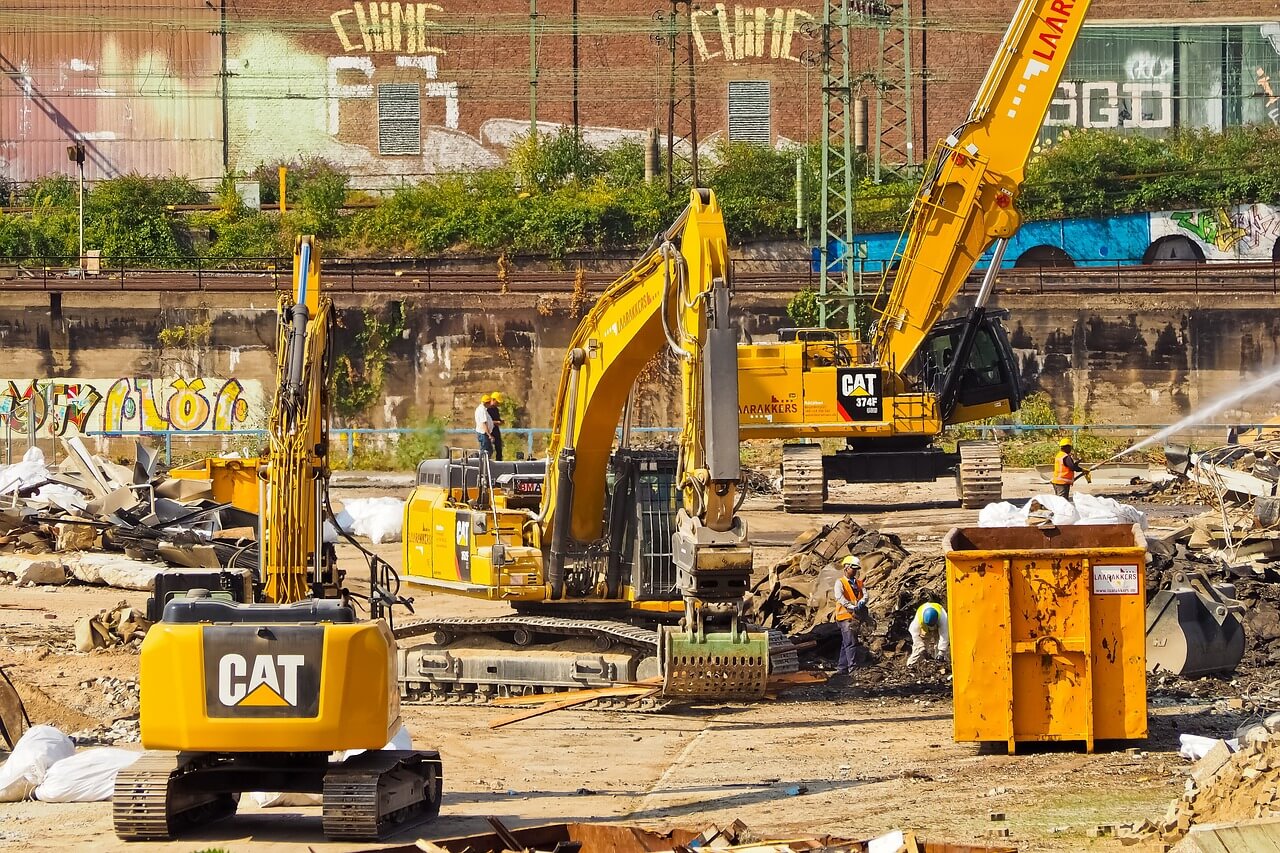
[85,174,206,265]
[394,417,448,469]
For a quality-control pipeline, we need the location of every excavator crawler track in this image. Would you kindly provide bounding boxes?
[781,444,826,513]
[112,752,238,841]
[322,750,443,840]
[956,441,1003,509]
[394,615,798,706]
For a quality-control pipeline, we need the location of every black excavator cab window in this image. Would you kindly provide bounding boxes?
[916,312,1022,411]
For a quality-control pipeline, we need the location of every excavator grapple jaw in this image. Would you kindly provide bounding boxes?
[1145,570,1245,677]
[659,624,769,699]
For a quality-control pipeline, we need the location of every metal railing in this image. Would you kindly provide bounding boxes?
[58,426,683,466]
[4,253,1280,295]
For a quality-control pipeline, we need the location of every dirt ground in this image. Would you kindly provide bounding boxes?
[0,469,1242,852]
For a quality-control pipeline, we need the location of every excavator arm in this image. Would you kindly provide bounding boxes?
[872,0,1092,377]
[541,188,765,695]
[260,236,334,603]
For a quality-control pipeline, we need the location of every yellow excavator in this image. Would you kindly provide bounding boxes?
[114,238,441,840]
[398,189,788,701]
[739,0,1093,511]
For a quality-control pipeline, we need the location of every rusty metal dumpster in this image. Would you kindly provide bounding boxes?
[942,523,1148,753]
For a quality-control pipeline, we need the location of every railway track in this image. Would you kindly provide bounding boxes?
[3,261,1280,294]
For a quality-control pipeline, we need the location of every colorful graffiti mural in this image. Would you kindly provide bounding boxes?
[0,378,264,438]
[1153,204,1280,261]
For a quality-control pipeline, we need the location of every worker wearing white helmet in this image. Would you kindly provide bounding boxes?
[907,602,950,667]
[832,555,868,676]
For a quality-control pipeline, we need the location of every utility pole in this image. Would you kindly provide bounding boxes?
[220,0,229,171]
[818,0,854,329]
[662,0,699,192]
[66,143,85,277]
[529,0,538,140]
[571,0,580,168]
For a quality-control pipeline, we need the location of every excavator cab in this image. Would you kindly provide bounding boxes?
[915,311,1022,424]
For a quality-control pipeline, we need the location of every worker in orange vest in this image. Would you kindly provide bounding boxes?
[1051,438,1091,499]
[833,555,868,676]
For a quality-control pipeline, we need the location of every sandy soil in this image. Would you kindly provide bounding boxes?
[0,469,1231,852]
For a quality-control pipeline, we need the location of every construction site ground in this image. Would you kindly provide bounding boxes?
[0,469,1226,852]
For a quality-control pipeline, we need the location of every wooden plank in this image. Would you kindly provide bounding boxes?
[488,688,660,729]
[490,684,657,707]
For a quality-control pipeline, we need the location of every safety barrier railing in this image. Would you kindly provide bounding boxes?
[28,426,684,467]
[2,422,1256,471]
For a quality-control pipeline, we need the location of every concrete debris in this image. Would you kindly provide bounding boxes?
[69,716,140,747]
[73,602,150,652]
[1147,727,1280,843]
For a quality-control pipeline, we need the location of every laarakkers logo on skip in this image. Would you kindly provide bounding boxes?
[203,626,323,718]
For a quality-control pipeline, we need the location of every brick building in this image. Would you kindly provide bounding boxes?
[3,1,1280,186]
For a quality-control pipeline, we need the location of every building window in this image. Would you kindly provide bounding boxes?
[377,83,421,155]
[728,81,771,145]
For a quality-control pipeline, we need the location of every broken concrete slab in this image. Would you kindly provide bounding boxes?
[63,553,164,591]
[0,554,67,585]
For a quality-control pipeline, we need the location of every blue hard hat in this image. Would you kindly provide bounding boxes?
[922,606,939,627]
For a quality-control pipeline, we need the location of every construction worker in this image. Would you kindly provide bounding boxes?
[475,394,495,455]
[907,602,950,667]
[833,555,868,676]
[1051,438,1090,499]
[487,392,505,461]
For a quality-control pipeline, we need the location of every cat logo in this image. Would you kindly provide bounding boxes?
[203,626,323,718]
[218,653,304,707]
[836,368,883,423]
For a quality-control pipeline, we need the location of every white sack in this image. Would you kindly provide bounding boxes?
[1073,493,1148,530]
[979,493,1144,529]
[335,497,404,544]
[1178,734,1238,761]
[33,747,139,802]
[0,725,76,802]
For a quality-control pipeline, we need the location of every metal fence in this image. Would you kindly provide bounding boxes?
[5,254,1280,295]
[1,422,1255,471]
[28,426,684,467]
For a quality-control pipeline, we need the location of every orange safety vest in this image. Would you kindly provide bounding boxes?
[1052,451,1076,485]
[835,576,865,622]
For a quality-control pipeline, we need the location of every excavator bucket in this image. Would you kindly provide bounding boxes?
[1145,570,1245,677]
[658,625,769,700]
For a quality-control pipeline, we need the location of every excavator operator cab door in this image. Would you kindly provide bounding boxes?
[920,313,1022,424]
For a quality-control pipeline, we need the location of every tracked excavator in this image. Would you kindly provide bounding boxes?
[398,189,794,702]
[113,238,442,840]
[739,0,1096,511]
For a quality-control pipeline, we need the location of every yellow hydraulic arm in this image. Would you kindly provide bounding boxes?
[872,0,1092,374]
[260,236,333,603]
[542,189,753,639]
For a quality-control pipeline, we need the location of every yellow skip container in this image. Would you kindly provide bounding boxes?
[942,523,1148,753]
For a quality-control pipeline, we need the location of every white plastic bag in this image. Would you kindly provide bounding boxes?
[0,725,76,801]
[33,747,139,802]
[978,501,1024,527]
[335,497,404,544]
[1178,734,1238,761]
[1074,493,1148,530]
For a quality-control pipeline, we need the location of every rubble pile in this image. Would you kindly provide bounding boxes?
[745,516,945,657]
[1151,726,1280,842]
[0,441,260,589]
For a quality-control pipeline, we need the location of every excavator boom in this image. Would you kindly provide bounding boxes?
[872,0,1092,373]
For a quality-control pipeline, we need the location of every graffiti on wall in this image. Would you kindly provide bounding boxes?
[0,378,264,438]
[330,2,444,54]
[1152,204,1280,260]
[691,5,816,63]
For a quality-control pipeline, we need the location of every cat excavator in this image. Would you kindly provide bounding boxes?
[113,238,442,840]
[739,0,1094,511]
[398,188,790,701]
